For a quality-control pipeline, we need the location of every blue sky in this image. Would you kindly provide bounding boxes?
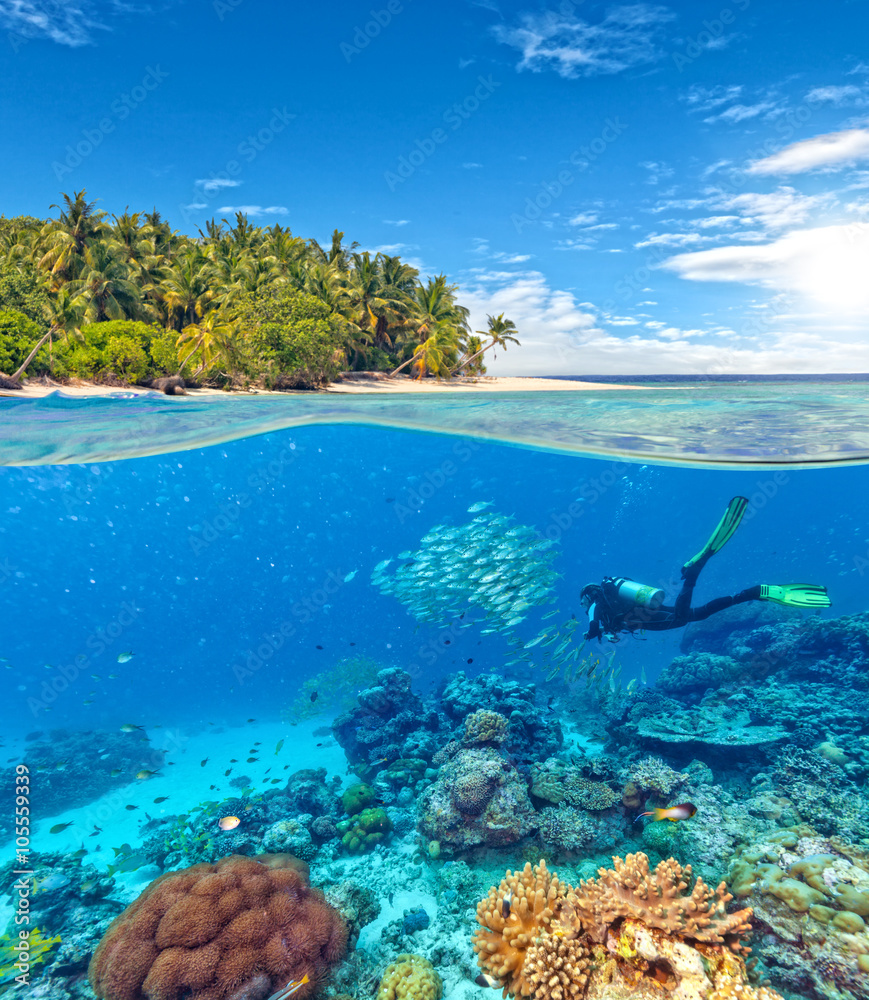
[2,0,869,374]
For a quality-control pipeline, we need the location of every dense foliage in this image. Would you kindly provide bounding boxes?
[0,191,519,389]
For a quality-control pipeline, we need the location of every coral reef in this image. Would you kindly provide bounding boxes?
[728,828,869,1000]
[88,854,347,1000]
[530,758,620,810]
[417,747,536,854]
[657,652,746,697]
[375,954,442,1000]
[536,804,623,855]
[342,784,377,816]
[474,855,769,1000]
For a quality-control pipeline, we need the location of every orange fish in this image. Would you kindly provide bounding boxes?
[635,802,697,823]
[218,816,241,831]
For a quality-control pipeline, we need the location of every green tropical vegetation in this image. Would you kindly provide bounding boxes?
[0,191,519,390]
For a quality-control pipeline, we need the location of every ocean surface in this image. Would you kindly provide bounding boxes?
[1,385,867,1000]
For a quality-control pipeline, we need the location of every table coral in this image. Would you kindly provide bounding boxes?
[376,954,441,1000]
[88,854,347,1000]
[474,853,765,1000]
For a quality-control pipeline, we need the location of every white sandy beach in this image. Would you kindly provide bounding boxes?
[0,374,643,400]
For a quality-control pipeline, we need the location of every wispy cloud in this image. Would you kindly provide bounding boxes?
[383,219,410,226]
[463,162,484,169]
[493,3,675,79]
[704,101,780,124]
[681,84,743,112]
[748,128,869,175]
[217,205,288,216]
[197,178,243,194]
[805,84,866,106]
[0,0,165,46]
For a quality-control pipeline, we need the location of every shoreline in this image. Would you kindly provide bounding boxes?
[0,373,645,400]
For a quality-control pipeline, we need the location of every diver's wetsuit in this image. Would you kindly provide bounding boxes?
[584,573,762,642]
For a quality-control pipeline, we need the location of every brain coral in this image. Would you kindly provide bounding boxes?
[376,954,442,1000]
[474,854,765,1000]
[88,854,347,1000]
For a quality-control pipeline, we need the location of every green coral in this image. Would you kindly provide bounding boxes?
[342,782,377,816]
[0,927,61,984]
[641,819,679,855]
[336,807,393,852]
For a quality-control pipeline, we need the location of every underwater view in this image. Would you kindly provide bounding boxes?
[1,392,868,1000]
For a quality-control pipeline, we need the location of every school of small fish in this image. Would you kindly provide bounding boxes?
[371,508,559,631]
[372,506,629,694]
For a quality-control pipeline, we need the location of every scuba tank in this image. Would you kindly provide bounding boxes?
[608,577,664,610]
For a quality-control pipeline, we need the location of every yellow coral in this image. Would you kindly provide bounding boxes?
[473,861,567,998]
[376,954,441,1000]
[474,855,762,1000]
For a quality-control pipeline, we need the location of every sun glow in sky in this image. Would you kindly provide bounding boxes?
[2,0,869,374]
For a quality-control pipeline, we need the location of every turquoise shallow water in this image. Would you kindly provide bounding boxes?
[3,383,869,466]
[1,386,868,1000]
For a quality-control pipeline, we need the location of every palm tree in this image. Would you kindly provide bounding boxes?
[11,288,82,382]
[176,308,237,377]
[38,189,106,283]
[68,239,145,322]
[161,246,211,330]
[452,313,519,375]
[390,275,468,376]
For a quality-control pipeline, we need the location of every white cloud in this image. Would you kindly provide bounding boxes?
[634,232,714,248]
[217,205,289,216]
[568,212,599,226]
[492,3,675,79]
[461,268,869,373]
[806,85,864,105]
[383,219,410,226]
[463,162,484,169]
[715,188,827,230]
[748,128,869,175]
[0,0,143,45]
[662,223,869,314]
[682,84,743,112]
[184,202,208,211]
[197,178,243,194]
[705,101,779,124]
[640,160,674,185]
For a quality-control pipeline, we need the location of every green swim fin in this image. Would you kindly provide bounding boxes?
[759,584,831,608]
[683,496,749,574]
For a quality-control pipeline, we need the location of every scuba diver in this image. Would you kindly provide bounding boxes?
[580,496,831,644]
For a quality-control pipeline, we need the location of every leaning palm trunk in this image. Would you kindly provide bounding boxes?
[11,327,54,382]
[389,352,422,377]
[452,339,493,375]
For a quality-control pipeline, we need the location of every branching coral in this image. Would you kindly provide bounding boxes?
[473,861,568,998]
[474,854,762,1000]
[562,853,752,951]
[88,854,347,1000]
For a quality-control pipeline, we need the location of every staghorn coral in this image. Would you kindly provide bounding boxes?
[88,854,347,1000]
[473,861,568,998]
[474,854,762,1000]
[375,954,441,1000]
[464,710,509,745]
